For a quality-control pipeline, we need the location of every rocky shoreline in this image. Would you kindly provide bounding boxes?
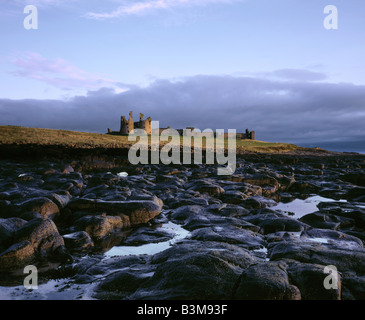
[0,148,365,300]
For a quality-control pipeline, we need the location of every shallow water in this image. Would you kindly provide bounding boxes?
[0,278,96,300]
[104,221,191,258]
[272,195,347,219]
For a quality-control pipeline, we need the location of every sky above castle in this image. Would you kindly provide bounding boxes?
[1,0,365,152]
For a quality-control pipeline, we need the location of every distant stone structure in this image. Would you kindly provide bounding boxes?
[107,112,255,140]
[243,128,255,140]
[107,111,152,135]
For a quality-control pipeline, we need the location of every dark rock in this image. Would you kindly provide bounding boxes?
[61,165,74,174]
[233,261,301,300]
[317,203,365,230]
[342,274,365,300]
[286,261,341,300]
[95,271,152,300]
[221,191,248,204]
[63,231,94,252]
[0,217,27,250]
[48,192,71,209]
[151,240,256,269]
[190,226,264,249]
[74,215,123,241]
[240,196,276,210]
[277,175,296,192]
[289,181,320,194]
[67,197,163,225]
[19,211,43,221]
[269,242,365,273]
[15,197,60,220]
[240,174,279,190]
[170,205,258,232]
[302,228,363,249]
[242,213,309,234]
[218,205,250,217]
[122,227,174,246]
[186,180,225,196]
[131,253,241,300]
[170,205,206,222]
[299,212,352,230]
[346,187,365,201]
[166,195,209,209]
[341,173,365,187]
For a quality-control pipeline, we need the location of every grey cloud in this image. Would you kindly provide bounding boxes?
[1,74,365,152]
[270,69,327,82]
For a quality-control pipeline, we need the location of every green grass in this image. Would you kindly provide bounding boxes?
[0,125,313,153]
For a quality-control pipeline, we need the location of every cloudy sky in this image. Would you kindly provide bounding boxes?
[1,0,365,152]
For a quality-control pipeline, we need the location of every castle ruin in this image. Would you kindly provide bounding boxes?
[108,111,152,135]
[107,112,255,140]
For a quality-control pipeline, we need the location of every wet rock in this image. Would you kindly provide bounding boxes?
[95,271,152,300]
[17,174,34,182]
[74,215,123,241]
[317,203,365,230]
[262,186,278,197]
[67,197,163,225]
[0,217,27,250]
[190,225,264,249]
[81,255,146,279]
[0,241,35,271]
[151,240,256,269]
[170,205,206,222]
[131,252,242,300]
[268,242,365,274]
[341,173,365,187]
[342,274,365,300]
[218,205,250,218]
[167,196,209,209]
[266,231,302,244]
[48,192,71,210]
[63,231,94,252]
[14,218,65,254]
[122,227,174,246]
[240,196,276,210]
[277,176,296,192]
[61,165,74,175]
[286,261,341,300]
[19,211,43,221]
[234,183,263,197]
[289,181,320,194]
[301,228,363,249]
[170,205,258,232]
[299,212,351,230]
[186,180,225,196]
[15,197,60,220]
[242,213,309,234]
[221,191,248,204]
[233,261,301,300]
[240,174,279,190]
[346,187,365,201]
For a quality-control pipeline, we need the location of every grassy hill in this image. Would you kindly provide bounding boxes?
[0,125,318,154]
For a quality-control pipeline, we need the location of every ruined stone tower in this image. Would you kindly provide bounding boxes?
[135,113,152,134]
[118,111,152,135]
[120,116,128,134]
[127,111,134,134]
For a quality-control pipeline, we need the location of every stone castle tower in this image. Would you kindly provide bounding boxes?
[119,111,152,135]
